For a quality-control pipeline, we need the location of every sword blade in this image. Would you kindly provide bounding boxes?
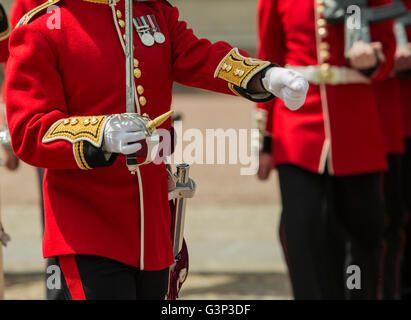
[125,0,135,114]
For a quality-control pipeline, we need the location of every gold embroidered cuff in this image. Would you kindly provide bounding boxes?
[73,141,92,170]
[214,48,271,89]
[42,115,108,147]
[16,0,62,28]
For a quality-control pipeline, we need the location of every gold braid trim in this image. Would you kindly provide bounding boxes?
[214,48,271,89]
[73,140,92,170]
[16,0,62,28]
[42,115,108,147]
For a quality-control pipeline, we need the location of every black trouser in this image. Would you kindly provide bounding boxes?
[277,164,385,300]
[55,255,169,300]
[402,139,411,300]
[382,154,405,300]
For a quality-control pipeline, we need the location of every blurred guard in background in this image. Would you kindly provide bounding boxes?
[395,0,411,300]
[5,0,308,300]
[256,0,395,299]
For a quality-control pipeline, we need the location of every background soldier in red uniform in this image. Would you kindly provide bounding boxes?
[256,0,395,299]
[4,0,308,300]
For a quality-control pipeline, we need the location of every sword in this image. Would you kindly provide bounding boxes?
[169,164,196,256]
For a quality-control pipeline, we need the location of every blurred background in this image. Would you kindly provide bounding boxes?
[0,0,291,299]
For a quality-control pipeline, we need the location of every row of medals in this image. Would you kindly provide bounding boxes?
[133,16,166,47]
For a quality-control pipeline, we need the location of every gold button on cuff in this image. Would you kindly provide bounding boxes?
[134,59,139,68]
[91,118,98,125]
[71,119,78,125]
[137,85,144,95]
[116,10,122,19]
[139,96,147,106]
[63,119,70,125]
[83,119,90,125]
[134,68,142,79]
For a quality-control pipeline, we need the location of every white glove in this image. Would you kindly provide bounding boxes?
[262,67,309,111]
[102,114,145,155]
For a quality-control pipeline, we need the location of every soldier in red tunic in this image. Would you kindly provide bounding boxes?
[4,0,308,300]
[256,0,395,299]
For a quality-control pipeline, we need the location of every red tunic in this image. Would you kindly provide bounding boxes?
[257,0,395,175]
[5,0,264,270]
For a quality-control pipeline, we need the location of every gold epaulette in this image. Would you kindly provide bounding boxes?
[42,115,108,147]
[214,48,271,89]
[16,0,62,28]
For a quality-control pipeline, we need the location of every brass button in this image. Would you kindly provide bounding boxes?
[134,68,142,79]
[137,85,144,95]
[319,50,330,61]
[91,118,98,125]
[317,18,327,27]
[63,119,70,125]
[317,5,325,15]
[118,19,125,28]
[123,34,126,41]
[116,10,122,19]
[318,27,328,38]
[319,42,330,50]
[234,69,245,77]
[139,96,147,106]
[83,119,90,126]
[134,59,139,68]
[70,119,78,125]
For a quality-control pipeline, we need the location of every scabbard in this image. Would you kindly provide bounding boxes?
[172,164,190,257]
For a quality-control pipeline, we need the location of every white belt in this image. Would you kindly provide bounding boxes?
[287,64,371,85]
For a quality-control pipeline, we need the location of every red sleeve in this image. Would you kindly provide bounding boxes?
[369,0,397,80]
[166,5,242,96]
[255,0,284,135]
[5,26,80,169]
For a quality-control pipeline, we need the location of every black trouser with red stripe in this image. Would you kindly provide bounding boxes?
[277,164,385,300]
[55,255,169,300]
